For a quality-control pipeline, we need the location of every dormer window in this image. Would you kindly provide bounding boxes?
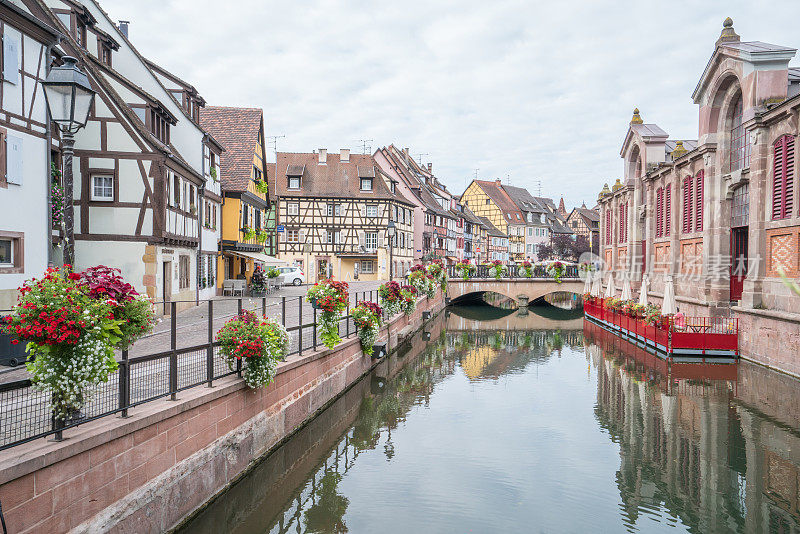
[288,175,301,190]
[149,109,170,144]
[99,42,112,66]
[75,18,87,47]
[360,177,373,191]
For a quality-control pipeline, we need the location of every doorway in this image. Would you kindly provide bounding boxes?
[162,261,172,315]
[317,259,328,282]
[730,227,748,302]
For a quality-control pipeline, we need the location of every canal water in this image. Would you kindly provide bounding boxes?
[178,302,800,534]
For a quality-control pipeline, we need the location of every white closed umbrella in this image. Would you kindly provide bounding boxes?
[661,275,677,315]
[638,275,650,306]
[604,274,616,298]
[590,272,602,297]
[621,276,632,301]
[583,270,592,294]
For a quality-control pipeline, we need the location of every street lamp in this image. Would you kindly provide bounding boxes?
[42,56,96,268]
[386,220,396,281]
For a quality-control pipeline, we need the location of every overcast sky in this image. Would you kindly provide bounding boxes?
[101,0,800,209]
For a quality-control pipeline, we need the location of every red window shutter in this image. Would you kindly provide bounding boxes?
[695,171,704,231]
[683,177,693,233]
[656,188,663,238]
[789,136,795,216]
[624,202,628,242]
[605,209,611,244]
[664,185,671,236]
[772,136,796,219]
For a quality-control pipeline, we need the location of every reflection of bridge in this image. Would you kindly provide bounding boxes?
[448,278,584,306]
[447,308,585,331]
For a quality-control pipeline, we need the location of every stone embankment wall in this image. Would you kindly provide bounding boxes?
[0,293,443,533]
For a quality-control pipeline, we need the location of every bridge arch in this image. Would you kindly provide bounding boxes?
[448,278,584,307]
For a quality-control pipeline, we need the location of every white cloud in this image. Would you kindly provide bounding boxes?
[100,0,800,208]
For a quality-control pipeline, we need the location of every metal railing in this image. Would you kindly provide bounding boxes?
[446,263,581,280]
[0,290,389,451]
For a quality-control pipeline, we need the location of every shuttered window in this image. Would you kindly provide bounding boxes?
[618,202,626,243]
[664,185,671,237]
[605,209,612,245]
[655,187,664,238]
[682,177,693,234]
[772,135,795,220]
[695,171,704,231]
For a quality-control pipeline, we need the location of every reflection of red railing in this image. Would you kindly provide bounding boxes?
[583,299,739,357]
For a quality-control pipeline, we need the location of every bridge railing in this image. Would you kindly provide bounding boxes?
[447,263,581,280]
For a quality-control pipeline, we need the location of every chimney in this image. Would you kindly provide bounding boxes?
[318,149,327,165]
[403,147,409,162]
[495,179,502,186]
[427,162,432,172]
[340,148,350,162]
[118,20,130,38]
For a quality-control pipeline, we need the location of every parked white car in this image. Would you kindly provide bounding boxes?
[277,266,305,286]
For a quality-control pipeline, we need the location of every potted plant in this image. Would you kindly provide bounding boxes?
[521,260,533,278]
[256,229,269,244]
[255,179,269,195]
[454,259,475,281]
[216,310,288,387]
[378,281,402,317]
[400,285,417,316]
[352,301,383,356]
[306,279,349,348]
[210,166,218,182]
[243,226,256,241]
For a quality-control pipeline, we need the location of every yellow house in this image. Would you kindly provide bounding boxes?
[461,179,526,260]
[200,106,272,287]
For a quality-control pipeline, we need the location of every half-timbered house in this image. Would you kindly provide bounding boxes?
[275,150,415,282]
[566,204,600,254]
[31,0,220,313]
[0,1,58,309]
[200,106,273,288]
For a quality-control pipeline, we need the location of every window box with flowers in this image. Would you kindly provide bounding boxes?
[521,260,533,278]
[216,310,288,388]
[3,265,156,423]
[242,226,256,241]
[545,261,565,283]
[408,265,435,298]
[352,301,383,357]
[306,280,349,348]
[255,179,269,195]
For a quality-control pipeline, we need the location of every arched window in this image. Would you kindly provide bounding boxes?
[730,95,751,171]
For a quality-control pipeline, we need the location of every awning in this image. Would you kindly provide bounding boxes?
[228,250,287,266]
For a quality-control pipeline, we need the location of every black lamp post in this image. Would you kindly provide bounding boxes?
[42,56,96,268]
[386,220,396,281]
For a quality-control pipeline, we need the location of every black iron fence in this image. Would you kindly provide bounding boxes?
[446,263,581,279]
[0,290,389,451]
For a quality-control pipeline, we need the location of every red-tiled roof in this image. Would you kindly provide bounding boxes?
[275,152,413,204]
[200,106,263,192]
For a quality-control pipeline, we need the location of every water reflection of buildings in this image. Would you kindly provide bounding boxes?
[586,320,800,534]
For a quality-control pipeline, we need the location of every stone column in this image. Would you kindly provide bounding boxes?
[704,149,730,313]
[741,126,767,309]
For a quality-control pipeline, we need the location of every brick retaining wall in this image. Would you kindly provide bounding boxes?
[0,294,443,534]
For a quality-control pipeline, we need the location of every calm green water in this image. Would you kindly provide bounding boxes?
[179,304,800,534]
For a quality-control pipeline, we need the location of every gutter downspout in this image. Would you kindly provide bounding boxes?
[197,138,206,306]
[45,43,53,268]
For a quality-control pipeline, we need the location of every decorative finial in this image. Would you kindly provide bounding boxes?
[598,183,611,201]
[612,178,623,192]
[630,108,643,125]
[671,140,688,158]
[717,17,740,46]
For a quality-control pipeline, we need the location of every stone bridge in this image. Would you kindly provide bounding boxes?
[446,308,585,331]
[448,278,584,306]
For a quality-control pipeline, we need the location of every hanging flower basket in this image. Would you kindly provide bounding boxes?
[521,261,533,278]
[378,281,402,317]
[400,285,417,316]
[307,280,349,348]
[352,301,383,356]
[217,311,288,388]
[454,260,475,281]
